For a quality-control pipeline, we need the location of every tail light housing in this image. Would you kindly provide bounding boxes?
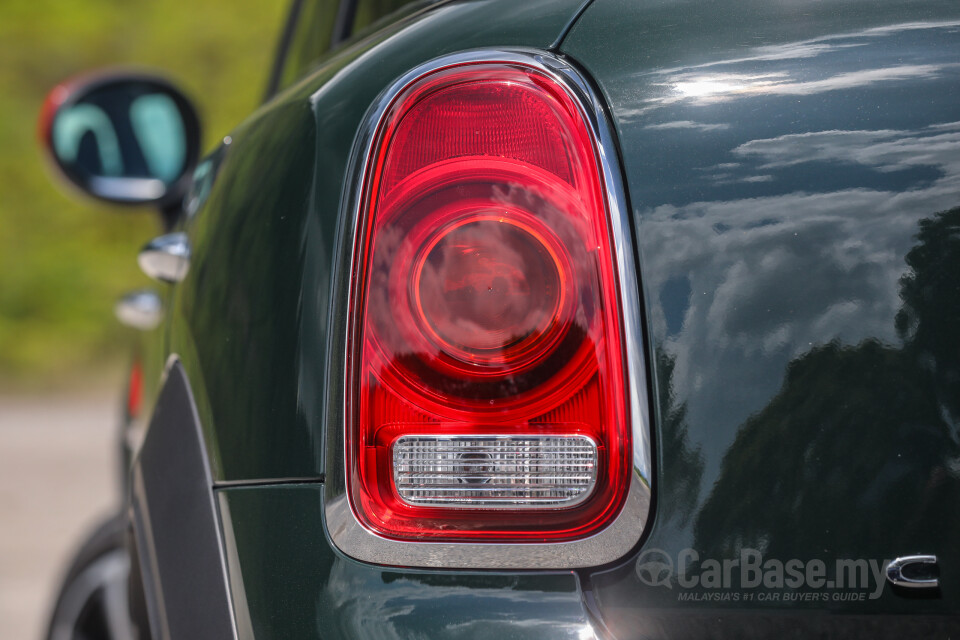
[345,58,633,544]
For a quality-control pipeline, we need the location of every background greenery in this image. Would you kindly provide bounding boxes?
[0,0,289,387]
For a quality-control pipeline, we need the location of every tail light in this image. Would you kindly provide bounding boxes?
[127,359,144,420]
[346,60,631,543]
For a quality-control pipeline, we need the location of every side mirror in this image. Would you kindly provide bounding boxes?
[38,70,201,208]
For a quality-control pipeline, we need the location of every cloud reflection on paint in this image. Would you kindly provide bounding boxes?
[648,64,952,113]
[734,122,960,173]
[644,118,960,430]
[619,21,960,498]
[623,21,960,120]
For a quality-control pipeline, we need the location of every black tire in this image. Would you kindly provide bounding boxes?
[45,514,134,640]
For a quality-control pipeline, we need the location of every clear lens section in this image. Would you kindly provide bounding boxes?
[393,435,597,508]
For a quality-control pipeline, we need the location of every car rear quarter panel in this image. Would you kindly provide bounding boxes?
[168,0,594,482]
[160,0,960,636]
[218,484,597,640]
[164,1,606,638]
[561,0,960,634]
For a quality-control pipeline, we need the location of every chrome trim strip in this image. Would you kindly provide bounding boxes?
[138,232,191,283]
[326,473,650,569]
[324,48,652,569]
[115,289,164,330]
[886,555,939,589]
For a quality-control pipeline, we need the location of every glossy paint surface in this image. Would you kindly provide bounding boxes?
[562,0,960,632]
[167,0,592,481]
[161,0,960,635]
[217,484,599,640]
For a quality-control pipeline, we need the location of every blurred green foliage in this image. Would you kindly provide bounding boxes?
[0,0,288,386]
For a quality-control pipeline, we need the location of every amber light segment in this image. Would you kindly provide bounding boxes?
[348,62,630,541]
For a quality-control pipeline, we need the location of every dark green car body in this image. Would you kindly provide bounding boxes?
[102,0,960,637]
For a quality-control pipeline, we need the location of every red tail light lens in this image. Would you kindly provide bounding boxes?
[127,359,143,419]
[412,215,569,367]
[348,62,630,542]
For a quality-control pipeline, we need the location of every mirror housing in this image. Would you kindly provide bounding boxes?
[38,70,202,210]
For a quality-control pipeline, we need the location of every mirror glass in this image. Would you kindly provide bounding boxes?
[42,75,201,205]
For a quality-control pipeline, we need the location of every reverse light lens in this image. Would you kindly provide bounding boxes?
[393,435,598,507]
[348,62,630,542]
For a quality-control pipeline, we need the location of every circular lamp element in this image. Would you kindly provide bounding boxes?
[412,215,570,370]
